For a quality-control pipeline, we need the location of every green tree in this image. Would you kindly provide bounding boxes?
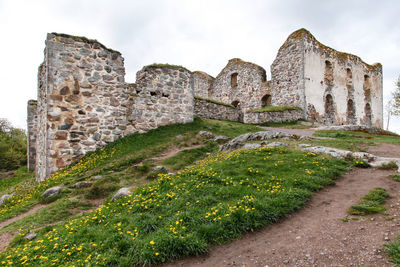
[393,76,400,116]
[0,118,27,170]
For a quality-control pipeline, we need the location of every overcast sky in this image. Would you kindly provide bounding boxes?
[0,0,399,133]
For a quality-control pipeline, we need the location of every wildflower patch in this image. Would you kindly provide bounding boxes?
[0,146,350,266]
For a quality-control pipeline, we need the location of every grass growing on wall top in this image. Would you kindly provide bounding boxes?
[194,96,235,108]
[247,106,302,113]
[143,63,190,72]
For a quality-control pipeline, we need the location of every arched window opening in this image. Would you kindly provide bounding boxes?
[324,60,333,84]
[346,99,356,124]
[231,73,238,88]
[365,103,372,127]
[231,100,240,108]
[363,75,371,101]
[324,94,335,125]
[346,68,353,90]
[261,94,271,107]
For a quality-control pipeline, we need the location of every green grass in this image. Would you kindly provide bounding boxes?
[0,147,350,266]
[247,106,302,113]
[314,130,400,146]
[0,166,34,194]
[143,63,190,72]
[163,141,219,171]
[194,96,235,108]
[0,198,94,233]
[389,174,400,182]
[259,120,314,129]
[386,237,400,264]
[347,188,390,215]
[0,118,261,223]
[378,161,398,170]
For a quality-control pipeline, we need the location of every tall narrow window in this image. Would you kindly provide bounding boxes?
[231,73,238,88]
[365,103,372,127]
[363,75,371,101]
[347,99,356,124]
[324,60,333,84]
[346,68,352,90]
[324,94,335,125]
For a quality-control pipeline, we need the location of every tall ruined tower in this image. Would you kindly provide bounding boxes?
[271,29,383,127]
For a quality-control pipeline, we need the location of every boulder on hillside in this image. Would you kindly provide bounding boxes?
[42,186,63,198]
[24,232,37,241]
[0,193,13,206]
[198,131,215,139]
[72,181,92,188]
[152,166,169,173]
[213,135,230,143]
[111,187,131,202]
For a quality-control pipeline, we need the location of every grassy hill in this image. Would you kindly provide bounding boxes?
[1,118,399,266]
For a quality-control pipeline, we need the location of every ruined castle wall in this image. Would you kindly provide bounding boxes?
[27,100,38,171]
[302,32,383,127]
[194,98,240,122]
[36,62,48,179]
[193,71,214,98]
[270,35,305,110]
[129,66,194,133]
[243,109,304,124]
[211,59,268,112]
[36,33,127,180]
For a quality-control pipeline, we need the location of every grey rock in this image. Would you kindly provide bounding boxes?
[111,187,131,202]
[24,232,37,241]
[93,175,103,180]
[0,193,13,206]
[42,186,63,198]
[220,131,299,151]
[243,143,261,149]
[261,141,288,147]
[176,135,184,140]
[198,131,214,138]
[213,135,230,143]
[58,123,73,130]
[72,181,92,188]
[152,166,169,173]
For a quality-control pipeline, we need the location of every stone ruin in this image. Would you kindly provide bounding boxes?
[27,28,383,181]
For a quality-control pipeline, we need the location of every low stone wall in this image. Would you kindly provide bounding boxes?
[194,98,240,122]
[243,109,304,124]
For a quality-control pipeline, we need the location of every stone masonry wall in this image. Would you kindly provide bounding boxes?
[243,109,304,124]
[36,33,127,181]
[194,98,240,122]
[193,71,214,98]
[300,29,383,127]
[27,100,38,171]
[30,29,383,181]
[270,31,305,112]
[129,66,194,133]
[210,58,268,112]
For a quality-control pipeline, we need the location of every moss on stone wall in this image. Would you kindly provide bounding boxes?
[247,106,302,113]
[194,96,235,108]
[51,33,121,55]
[143,63,190,72]
[283,28,381,72]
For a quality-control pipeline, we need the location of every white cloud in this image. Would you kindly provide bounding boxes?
[0,0,399,133]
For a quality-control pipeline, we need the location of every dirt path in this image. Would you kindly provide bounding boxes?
[361,143,400,158]
[0,204,48,252]
[165,169,400,266]
[151,144,204,162]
